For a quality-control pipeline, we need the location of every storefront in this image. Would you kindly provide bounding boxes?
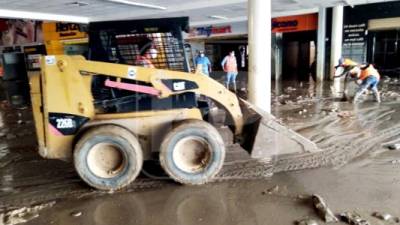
[343,1,400,77]
[272,13,318,81]
[185,13,318,82]
[184,22,247,73]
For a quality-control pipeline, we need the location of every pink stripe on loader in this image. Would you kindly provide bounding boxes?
[49,124,63,136]
[105,79,160,96]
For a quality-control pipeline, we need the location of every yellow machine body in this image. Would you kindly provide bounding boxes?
[30,55,246,160]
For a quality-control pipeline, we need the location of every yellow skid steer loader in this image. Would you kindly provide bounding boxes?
[29,55,320,190]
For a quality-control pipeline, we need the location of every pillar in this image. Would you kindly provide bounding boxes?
[316,7,327,83]
[273,33,283,81]
[331,5,344,95]
[248,0,271,113]
[330,5,344,78]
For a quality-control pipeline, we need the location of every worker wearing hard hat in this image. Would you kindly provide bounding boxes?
[342,60,381,103]
[338,58,358,68]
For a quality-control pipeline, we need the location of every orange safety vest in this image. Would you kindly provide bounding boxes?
[359,64,380,81]
[223,56,237,73]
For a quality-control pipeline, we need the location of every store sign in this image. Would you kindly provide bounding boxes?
[42,22,87,41]
[272,14,318,33]
[189,25,232,37]
[343,23,367,46]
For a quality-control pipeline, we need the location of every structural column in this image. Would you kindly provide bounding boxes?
[330,5,344,78]
[316,7,327,83]
[248,0,271,113]
[273,33,283,81]
[331,5,344,96]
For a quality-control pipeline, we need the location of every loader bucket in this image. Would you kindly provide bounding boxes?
[238,99,321,159]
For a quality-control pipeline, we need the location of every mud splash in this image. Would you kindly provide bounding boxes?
[0,201,55,225]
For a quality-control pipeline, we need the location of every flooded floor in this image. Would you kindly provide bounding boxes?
[1,78,400,225]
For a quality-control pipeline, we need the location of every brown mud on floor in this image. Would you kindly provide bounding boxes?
[1,80,400,224]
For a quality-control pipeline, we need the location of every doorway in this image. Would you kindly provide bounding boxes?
[281,31,317,81]
[368,30,400,76]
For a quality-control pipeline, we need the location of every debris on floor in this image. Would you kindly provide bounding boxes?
[372,212,400,223]
[285,87,297,92]
[391,160,400,164]
[381,91,400,99]
[261,185,291,196]
[5,134,16,140]
[339,212,370,225]
[337,111,353,118]
[0,201,56,225]
[311,195,338,223]
[70,211,82,217]
[267,185,279,194]
[296,218,319,225]
[384,143,400,150]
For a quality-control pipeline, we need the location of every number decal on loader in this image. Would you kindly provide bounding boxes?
[49,113,89,136]
[56,118,74,129]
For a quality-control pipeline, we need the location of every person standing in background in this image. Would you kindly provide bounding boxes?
[195,50,212,76]
[221,50,238,92]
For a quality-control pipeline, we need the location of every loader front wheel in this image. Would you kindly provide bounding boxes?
[159,120,225,185]
[74,125,143,191]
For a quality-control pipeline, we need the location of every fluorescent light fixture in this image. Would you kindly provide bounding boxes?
[105,0,167,10]
[66,1,89,7]
[209,15,228,20]
[0,9,90,23]
[192,16,246,26]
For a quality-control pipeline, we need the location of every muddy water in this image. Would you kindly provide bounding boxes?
[1,80,400,224]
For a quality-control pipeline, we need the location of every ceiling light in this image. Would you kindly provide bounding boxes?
[0,9,90,23]
[105,0,167,10]
[66,1,89,7]
[209,15,228,20]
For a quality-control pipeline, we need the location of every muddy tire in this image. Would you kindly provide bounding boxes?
[159,120,225,185]
[74,125,143,191]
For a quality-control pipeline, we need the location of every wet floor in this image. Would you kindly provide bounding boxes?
[2,78,400,225]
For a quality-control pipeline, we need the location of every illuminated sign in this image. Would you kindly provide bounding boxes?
[43,22,87,41]
[272,14,318,33]
[189,25,232,37]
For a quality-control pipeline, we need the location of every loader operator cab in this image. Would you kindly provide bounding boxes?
[87,17,201,115]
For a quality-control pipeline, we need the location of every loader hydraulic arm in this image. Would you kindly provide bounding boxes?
[56,56,244,135]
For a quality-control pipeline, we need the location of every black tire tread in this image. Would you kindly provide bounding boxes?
[74,125,143,190]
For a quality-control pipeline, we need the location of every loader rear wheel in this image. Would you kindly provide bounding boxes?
[74,125,143,191]
[159,120,225,185]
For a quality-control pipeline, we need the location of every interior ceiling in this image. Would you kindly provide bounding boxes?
[0,0,396,25]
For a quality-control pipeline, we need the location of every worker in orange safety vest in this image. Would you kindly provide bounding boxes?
[339,59,381,103]
[221,50,238,92]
